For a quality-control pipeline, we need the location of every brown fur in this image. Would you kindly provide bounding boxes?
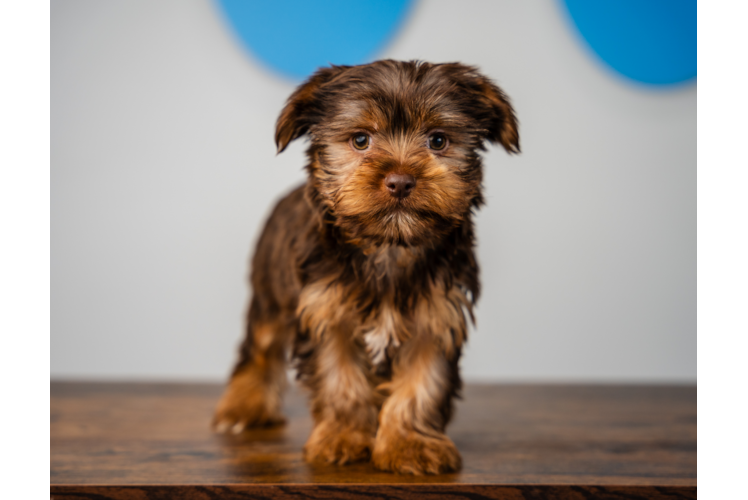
[213,60,519,474]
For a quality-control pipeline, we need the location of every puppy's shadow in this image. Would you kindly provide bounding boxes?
[218,424,289,445]
[215,418,314,482]
[215,426,461,483]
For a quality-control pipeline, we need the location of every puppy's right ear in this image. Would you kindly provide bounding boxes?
[275,66,345,153]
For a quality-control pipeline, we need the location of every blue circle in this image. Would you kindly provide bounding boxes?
[563,0,696,86]
[215,0,413,81]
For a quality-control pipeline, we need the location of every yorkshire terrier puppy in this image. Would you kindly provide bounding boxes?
[213,60,519,475]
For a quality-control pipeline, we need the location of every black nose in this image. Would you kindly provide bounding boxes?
[384,173,416,199]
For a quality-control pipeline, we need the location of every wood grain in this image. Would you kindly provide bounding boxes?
[50,484,695,500]
[50,382,696,498]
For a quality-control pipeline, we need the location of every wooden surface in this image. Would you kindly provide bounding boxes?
[51,382,696,499]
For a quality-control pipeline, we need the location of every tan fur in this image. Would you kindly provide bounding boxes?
[297,279,347,342]
[413,284,472,356]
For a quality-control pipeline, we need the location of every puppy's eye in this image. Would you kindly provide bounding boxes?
[351,134,370,150]
[428,133,447,151]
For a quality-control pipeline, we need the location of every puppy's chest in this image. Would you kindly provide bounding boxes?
[361,303,403,367]
[357,246,417,366]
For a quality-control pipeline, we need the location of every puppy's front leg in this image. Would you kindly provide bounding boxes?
[372,335,462,475]
[297,282,379,465]
[302,330,379,465]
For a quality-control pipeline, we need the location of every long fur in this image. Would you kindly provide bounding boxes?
[213,60,519,475]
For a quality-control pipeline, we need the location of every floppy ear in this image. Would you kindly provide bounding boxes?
[274,66,346,153]
[441,64,520,154]
[474,77,520,154]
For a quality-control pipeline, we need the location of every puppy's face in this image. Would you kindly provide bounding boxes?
[276,60,519,246]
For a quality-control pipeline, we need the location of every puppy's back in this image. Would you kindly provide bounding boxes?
[250,183,311,312]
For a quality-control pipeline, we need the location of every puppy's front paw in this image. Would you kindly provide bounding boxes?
[212,368,285,434]
[303,422,374,465]
[372,431,462,475]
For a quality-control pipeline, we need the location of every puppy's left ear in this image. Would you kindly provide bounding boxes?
[275,65,346,153]
[442,64,520,154]
[473,77,520,154]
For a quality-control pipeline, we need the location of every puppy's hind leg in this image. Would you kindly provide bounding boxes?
[213,297,293,434]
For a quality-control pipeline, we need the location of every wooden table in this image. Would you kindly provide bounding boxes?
[51,382,696,499]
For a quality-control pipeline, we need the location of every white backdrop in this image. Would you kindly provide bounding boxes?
[51,0,696,382]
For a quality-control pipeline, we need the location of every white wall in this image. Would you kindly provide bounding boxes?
[51,0,695,382]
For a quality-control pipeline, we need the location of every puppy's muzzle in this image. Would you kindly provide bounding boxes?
[385,172,416,199]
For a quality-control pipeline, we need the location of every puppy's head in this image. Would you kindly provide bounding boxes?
[276,60,519,246]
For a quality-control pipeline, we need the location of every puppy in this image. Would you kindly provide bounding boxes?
[213,60,519,475]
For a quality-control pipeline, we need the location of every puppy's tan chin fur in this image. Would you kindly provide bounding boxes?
[344,211,457,248]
